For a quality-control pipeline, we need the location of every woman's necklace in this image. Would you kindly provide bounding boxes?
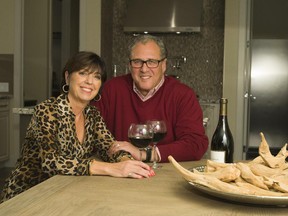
[68,96,86,143]
[74,109,85,144]
[68,94,86,117]
[74,108,84,117]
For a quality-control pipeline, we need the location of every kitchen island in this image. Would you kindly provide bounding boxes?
[12,107,34,151]
[0,160,287,216]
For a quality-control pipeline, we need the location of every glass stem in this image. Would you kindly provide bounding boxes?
[152,143,157,168]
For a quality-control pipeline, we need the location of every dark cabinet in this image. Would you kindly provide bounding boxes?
[0,99,9,161]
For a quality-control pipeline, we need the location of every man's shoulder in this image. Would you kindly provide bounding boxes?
[164,76,195,92]
[163,77,200,106]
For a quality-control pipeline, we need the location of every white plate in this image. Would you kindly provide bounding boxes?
[188,166,288,207]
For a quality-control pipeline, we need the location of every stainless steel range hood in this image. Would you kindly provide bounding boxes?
[124,0,203,33]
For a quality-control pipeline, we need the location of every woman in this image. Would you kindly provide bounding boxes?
[1,51,154,203]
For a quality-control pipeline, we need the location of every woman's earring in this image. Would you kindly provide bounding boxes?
[93,94,101,102]
[62,84,69,93]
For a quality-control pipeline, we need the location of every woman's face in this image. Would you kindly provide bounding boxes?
[65,68,102,105]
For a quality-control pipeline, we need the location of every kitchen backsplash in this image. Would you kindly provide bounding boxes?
[102,0,224,101]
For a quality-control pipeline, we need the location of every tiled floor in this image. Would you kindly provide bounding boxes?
[0,167,13,192]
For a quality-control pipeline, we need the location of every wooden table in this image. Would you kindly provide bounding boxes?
[0,160,287,216]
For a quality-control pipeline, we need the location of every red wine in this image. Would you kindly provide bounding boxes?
[129,137,153,148]
[210,98,234,163]
[153,132,167,143]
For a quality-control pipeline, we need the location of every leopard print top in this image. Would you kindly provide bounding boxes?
[0,94,130,202]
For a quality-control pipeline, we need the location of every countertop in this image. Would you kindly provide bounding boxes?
[12,107,34,115]
[0,160,287,216]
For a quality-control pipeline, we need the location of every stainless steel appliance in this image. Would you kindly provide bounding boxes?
[246,0,288,159]
[247,39,288,158]
[124,0,203,33]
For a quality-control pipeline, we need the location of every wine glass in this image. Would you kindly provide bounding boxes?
[147,120,167,169]
[128,123,154,149]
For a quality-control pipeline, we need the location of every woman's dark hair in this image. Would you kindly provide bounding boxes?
[61,51,107,93]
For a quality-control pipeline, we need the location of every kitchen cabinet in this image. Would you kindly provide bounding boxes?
[12,107,34,151]
[0,99,9,161]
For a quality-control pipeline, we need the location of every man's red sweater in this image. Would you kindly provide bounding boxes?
[92,74,208,162]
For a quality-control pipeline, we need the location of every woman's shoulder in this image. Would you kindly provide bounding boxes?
[34,97,56,109]
[34,94,66,114]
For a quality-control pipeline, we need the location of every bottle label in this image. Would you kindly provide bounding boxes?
[210,150,225,163]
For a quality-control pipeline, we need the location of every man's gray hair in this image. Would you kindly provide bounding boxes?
[128,34,168,59]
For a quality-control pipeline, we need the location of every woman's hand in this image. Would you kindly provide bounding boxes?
[109,141,143,161]
[90,160,155,179]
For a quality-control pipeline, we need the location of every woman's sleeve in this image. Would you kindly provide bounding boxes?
[92,112,133,162]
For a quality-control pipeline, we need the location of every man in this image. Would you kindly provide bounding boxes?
[92,34,208,162]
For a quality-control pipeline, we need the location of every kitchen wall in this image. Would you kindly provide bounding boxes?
[0,0,14,54]
[102,0,225,101]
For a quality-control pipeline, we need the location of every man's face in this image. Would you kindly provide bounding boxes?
[129,41,166,96]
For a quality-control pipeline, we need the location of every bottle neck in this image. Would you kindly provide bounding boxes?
[218,98,230,129]
[219,98,228,117]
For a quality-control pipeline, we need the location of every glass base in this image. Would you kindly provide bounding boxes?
[152,161,162,169]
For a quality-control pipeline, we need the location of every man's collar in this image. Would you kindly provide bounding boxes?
[133,76,165,102]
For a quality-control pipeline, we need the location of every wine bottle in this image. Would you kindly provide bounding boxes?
[210,98,234,163]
